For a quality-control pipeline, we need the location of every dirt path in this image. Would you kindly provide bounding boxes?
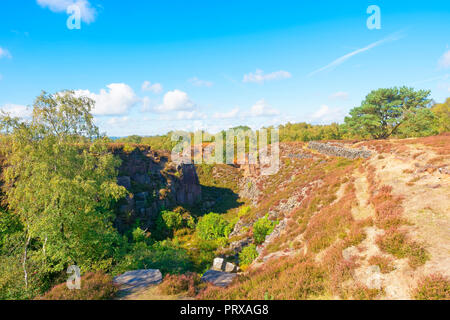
[352,169,375,220]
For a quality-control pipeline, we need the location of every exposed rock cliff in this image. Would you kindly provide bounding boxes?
[110,145,202,232]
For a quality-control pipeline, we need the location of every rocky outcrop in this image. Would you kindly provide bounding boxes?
[112,145,201,232]
[201,270,237,288]
[308,141,372,159]
[113,269,163,294]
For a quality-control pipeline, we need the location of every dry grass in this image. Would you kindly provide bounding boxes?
[376,228,429,269]
[158,272,201,297]
[368,255,395,274]
[38,272,117,300]
[412,273,450,300]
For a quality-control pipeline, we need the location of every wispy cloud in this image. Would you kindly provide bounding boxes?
[243,69,291,84]
[329,91,349,101]
[308,32,404,77]
[438,50,450,69]
[0,47,12,59]
[188,77,213,87]
[410,74,449,86]
[141,81,163,93]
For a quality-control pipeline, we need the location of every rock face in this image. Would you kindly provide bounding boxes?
[201,270,238,288]
[112,146,202,233]
[308,141,372,159]
[113,269,163,293]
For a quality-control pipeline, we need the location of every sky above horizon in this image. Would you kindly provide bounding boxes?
[0,0,449,137]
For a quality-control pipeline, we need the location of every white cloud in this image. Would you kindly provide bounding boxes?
[213,107,240,119]
[309,105,345,124]
[438,50,450,69]
[107,116,129,125]
[188,77,213,87]
[248,99,280,117]
[0,47,12,59]
[243,69,292,84]
[141,81,163,94]
[330,91,349,100]
[308,31,403,76]
[36,0,97,23]
[0,104,32,118]
[159,110,207,121]
[155,90,195,112]
[75,83,138,116]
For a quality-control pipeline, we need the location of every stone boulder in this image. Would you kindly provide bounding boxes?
[201,270,237,288]
[211,257,239,273]
[113,269,162,294]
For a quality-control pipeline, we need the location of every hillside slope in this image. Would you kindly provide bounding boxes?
[198,134,450,300]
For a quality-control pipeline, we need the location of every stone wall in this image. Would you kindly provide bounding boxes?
[111,146,202,232]
[308,141,372,159]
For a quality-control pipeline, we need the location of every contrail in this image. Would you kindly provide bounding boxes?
[308,31,405,77]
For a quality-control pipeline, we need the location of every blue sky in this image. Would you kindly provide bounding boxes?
[0,0,449,136]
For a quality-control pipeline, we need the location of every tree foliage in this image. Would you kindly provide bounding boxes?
[0,91,127,298]
[431,98,450,133]
[344,87,433,139]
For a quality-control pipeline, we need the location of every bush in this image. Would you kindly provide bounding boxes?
[158,272,200,297]
[239,244,259,267]
[153,210,183,239]
[238,206,251,218]
[162,210,183,230]
[253,214,277,244]
[196,213,230,241]
[114,240,193,275]
[413,274,450,300]
[38,272,117,300]
[132,227,149,243]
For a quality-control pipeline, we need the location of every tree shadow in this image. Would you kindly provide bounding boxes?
[188,185,243,216]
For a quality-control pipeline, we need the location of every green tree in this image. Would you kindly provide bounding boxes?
[431,98,450,133]
[344,87,433,139]
[0,91,127,296]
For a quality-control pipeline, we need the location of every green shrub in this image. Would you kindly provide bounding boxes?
[38,272,117,300]
[153,210,183,240]
[132,227,149,243]
[253,214,278,244]
[196,213,230,240]
[114,240,193,275]
[162,210,183,230]
[238,206,251,218]
[239,244,259,267]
